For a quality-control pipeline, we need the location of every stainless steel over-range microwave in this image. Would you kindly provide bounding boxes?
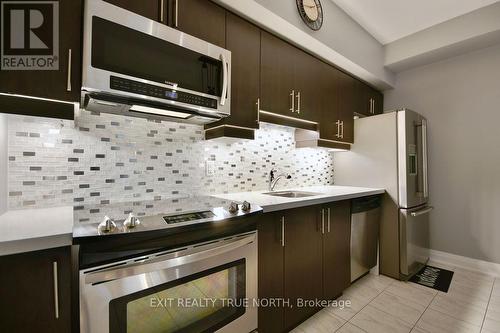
[81,0,231,124]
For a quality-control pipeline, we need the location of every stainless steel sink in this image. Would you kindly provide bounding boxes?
[263,190,321,198]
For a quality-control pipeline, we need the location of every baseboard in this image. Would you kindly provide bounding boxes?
[429,249,500,278]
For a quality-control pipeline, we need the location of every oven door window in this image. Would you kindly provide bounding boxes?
[109,259,246,333]
[91,17,222,97]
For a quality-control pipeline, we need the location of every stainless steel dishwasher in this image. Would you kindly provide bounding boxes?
[351,195,382,282]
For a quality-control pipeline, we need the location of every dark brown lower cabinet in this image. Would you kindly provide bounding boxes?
[258,202,351,332]
[283,205,324,330]
[257,212,285,333]
[321,200,351,300]
[0,246,72,333]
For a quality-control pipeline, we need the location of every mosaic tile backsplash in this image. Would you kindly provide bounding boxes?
[6,110,334,209]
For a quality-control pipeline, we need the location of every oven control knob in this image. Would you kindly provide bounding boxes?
[98,216,117,234]
[124,212,141,229]
[241,201,251,212]
[228,202,239,214]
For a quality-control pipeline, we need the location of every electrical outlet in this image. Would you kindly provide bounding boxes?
[205,160,216,176]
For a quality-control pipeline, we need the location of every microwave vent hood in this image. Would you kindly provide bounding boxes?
[82,93,222,125]
[81,0,231,124]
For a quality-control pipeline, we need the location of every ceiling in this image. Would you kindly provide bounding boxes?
[330,0,500,44]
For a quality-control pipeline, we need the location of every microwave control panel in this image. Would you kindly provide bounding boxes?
[110,76,218,109]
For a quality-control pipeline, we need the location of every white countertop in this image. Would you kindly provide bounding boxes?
[0,185,384,255]
[0,206,73,256]
[212,185,385,212]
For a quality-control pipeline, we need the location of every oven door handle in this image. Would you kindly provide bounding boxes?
[83,234,255,285]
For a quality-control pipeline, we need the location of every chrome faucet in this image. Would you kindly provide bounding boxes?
[268,169,291,191]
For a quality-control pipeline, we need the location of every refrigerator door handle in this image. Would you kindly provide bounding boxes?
[422,119,429,199]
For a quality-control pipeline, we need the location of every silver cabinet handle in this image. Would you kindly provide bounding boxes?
[290,90,295,113]
[296,91,301,114]
[372,99,376,114]
[321,209,325,234]
[340,120,344,139]
[53,261,59,319]
[174,0,179,27]
[335,120,340,138]
[160,0,164,22]
[281,216,285,247]
[422,118,429,198]
[220,54,228,106]
[410,206,433,217]
[66,49,72,92]
[327,207,331,233]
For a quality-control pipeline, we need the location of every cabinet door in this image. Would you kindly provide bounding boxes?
[0,247,72,333]
[258,213,284,333]
[222,12,260,129]
[354,81,384,116]
[323,200,351,300]
[337,72,355,143]
[354,80,371,116]
[105,0,159,20]
[260,31,295,117]
[371,89,384,115]
[167,0,226,47]
[293,49,323,122]
[0,0,82,103]
[319,63,340,141]
[284,206,323,330]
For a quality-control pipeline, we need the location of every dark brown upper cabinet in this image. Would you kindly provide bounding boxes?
[260,32,323,123]
[318,62,340,141]
[318,66,354,144]
[0,247,72,333]
[355,80,384,116]
[260,31,296,118]
[370,88,384,115]
[337,71,355,143]
[205,11,260,139]
[0,0,82,104]
[105,0,160,20]
[293,49,324,122]
[164,0,226,48]
[320,200,351,300]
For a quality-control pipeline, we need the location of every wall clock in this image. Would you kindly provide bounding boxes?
[296,0,324,31]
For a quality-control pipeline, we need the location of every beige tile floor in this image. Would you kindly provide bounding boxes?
[291,262,500,333]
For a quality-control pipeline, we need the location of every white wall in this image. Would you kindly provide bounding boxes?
[0,114,7,215]
[384,44,500,264]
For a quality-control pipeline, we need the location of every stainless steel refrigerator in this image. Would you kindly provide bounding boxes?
[335,109,432,280]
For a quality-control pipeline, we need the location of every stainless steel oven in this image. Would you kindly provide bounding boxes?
[81,0,231,124]
[80,231,257,333]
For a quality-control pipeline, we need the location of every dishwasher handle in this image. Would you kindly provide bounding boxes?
[351,195,382,214]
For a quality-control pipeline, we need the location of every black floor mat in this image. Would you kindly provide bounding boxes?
[409,265,454,292]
